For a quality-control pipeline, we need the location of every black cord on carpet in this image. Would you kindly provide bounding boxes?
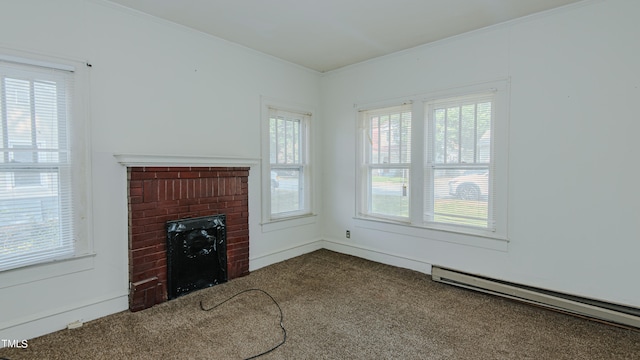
[199,289,286,360]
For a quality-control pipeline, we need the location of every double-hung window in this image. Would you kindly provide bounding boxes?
[264,106,311,220]
[357,81,508,240]
[359,104,412,221]
[0,54,89,271]
[425,93,494,230]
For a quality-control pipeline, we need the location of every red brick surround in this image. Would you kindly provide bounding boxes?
[127,166,250,311]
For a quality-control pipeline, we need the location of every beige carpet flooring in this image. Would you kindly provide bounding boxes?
[1,249,639,359]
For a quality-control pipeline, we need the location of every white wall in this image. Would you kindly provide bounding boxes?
[0,0,322,341]
[320,0,640,308]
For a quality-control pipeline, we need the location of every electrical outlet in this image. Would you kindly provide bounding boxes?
[346,230,351,239]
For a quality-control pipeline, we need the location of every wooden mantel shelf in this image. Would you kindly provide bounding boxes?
[114,154,260,167]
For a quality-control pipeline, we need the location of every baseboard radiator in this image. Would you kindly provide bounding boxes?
[431,266,640,329]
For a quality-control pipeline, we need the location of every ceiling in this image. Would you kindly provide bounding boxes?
[108,0,583,72]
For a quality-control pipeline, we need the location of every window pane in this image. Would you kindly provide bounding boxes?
[401,111,411,163]
[285,119,294,163]
[432,168,488,227]
[35,81,61,163]
[370,168,409,218]
[434,108,445,164]
[276,117,285,163]
[269,118,277,163]
[446,106,460,163]
[5,78,33,146]
[477,102,491,163]
[370,116,380,164]
[292,120,299,163]
[460,104,476,164]
[270,168,301,214]
[379,115,389,163]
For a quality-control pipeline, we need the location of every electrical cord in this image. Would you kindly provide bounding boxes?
[199,289,286,360]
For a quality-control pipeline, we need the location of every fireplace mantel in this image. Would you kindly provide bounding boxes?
[114,154,260,167]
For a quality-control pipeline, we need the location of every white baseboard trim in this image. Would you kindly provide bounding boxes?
[322,238,432,274]
[0,291,128,343]
[249,238,324,271]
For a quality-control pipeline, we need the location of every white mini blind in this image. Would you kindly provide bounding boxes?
[0,59,75,271]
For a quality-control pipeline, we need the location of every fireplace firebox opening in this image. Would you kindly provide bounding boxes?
[166,214,227,299]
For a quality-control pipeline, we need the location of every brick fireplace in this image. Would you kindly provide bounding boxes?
[126,166,250,312]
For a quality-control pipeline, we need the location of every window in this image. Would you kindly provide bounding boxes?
[356,81,508,240]
[263,105,312,220]
[0,53,90,271]
[425,94,494,229]
[359,104,412,220]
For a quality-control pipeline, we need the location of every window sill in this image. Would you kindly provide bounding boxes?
[0,253,96,289]
[353,216,508,252]
[261,213,318,233]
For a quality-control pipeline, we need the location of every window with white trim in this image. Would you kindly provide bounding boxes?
[425,93,494,229]
[0,54,90,271]
[358,104,412,220]
[263,106,311,220]
[356,81,509,240]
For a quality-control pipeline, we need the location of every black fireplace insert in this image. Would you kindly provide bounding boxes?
[166,214,227,299]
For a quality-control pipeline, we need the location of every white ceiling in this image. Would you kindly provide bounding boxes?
[107,0,583,72]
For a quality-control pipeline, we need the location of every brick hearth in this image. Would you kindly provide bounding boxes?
[127,166,249,311]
